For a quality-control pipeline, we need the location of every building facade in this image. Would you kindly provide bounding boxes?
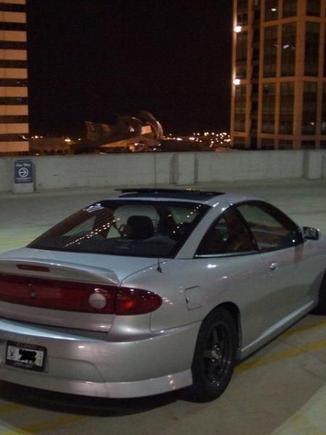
[231,0,326,149]
[0,0,28,153]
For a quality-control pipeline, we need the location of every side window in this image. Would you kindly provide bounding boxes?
[237,202,301,252]
[196,208,256,256]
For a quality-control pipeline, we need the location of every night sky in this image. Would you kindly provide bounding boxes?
[27,0,232,137]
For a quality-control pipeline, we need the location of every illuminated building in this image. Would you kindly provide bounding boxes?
[231,0,326,149]
[0,0,28,153]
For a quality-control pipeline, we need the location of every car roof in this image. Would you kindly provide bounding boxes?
[110,188,259,206]
[116,188,224,202]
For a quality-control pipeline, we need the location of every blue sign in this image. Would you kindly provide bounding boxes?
[14,160,33,184]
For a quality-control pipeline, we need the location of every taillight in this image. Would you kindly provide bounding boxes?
[0,274,162,315]
[116,288,162,315]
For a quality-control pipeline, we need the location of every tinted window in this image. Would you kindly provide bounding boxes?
[281,23,296,76]
[302,81,317,134]
[29,201,208,258]
[283,0,297,17]
[306,0,320,16]
[305,22,320,76]
[0,97,28,105]
[0,41,26,50]
[0,23,26,31]
[279,82,295,134]
[237,202,301,251]
[265,0,278,20]
[262,83,276,133]
[264,26,277,77]
[0,79,27,87]
[234,84,246,132]
[0,3,26,11]
[196,208,255,256]
[0,115,28,123]
[237,0,248,25]
[0,60,27,69]
[236,31,248,79]
[0,134,27,141]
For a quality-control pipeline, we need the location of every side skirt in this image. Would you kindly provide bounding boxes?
[237,300,316,361]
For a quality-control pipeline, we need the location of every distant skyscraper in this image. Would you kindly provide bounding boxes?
[231,0,326,149]
[0,0,28,153]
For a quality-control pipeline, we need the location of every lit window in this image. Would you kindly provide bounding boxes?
[302,82,317,135]
[265,0,278,21]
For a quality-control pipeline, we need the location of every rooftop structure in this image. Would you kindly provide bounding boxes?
[231,0,326,150]
[0,0,28,153]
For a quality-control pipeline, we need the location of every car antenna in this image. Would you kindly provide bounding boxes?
[157,256,162,273]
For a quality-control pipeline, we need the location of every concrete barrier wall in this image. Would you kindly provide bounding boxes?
[33,153,174,190]
[0,158,11,193]
[0,150,325,193]
[196,151,305,182]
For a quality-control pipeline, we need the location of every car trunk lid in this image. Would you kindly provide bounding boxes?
[0,248,160,332]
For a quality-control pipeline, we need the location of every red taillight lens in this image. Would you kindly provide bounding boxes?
[116,288,162,315]
[0,274,162,315]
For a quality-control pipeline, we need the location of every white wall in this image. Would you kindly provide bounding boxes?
[0,150,325,193]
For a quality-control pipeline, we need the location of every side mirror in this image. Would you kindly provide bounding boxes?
[302,226,320,241]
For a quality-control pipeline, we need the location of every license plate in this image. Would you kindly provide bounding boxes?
[6,341,46,372]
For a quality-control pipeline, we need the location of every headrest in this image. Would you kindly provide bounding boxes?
[126,215,154,240]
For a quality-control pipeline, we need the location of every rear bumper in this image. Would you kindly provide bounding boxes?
[0,318,199,398]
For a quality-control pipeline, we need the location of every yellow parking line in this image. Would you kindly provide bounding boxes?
[283,319,326,338]
[271,385,326,435]
[0,414,86,435]
[273,412,326,435]
[0,403,24,415]
[0,321,323,434]
[236,338,326,374]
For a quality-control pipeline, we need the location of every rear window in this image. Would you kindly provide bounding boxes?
[29,200,209,258]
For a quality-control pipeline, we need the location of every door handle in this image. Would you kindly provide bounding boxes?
[269,262,279,271]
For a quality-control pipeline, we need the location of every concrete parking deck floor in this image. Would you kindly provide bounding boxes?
[0,179,325,435]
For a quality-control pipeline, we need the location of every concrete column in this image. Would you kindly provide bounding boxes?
[303,151,323,179]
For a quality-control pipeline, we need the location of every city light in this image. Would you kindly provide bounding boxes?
[233,78,241,86]
[166,131,232,150]
[234,25,242,33]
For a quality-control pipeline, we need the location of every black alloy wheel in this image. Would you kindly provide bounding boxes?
[189,307,238,402]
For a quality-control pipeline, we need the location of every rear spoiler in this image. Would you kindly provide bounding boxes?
[0,258,119,286]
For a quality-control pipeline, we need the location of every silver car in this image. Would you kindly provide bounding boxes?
[0,188,325,402]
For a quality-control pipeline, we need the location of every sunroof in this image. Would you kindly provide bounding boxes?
[117,188,224,201]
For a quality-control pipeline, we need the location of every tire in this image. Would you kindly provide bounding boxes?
[188,307,238,402]
[313,274,326,315]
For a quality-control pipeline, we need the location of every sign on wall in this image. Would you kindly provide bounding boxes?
[14,160,34,184]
